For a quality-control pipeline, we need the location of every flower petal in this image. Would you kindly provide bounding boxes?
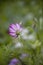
[16,23,20,30]
[9,27,15,33]
[9,32,16,37]
[10,24,17,30]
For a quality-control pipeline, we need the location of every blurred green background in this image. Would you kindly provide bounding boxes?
[0,0,43,44]
[0,0,43,65]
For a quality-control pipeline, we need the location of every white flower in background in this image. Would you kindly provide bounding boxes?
[15,42,23,48]
[21,28,29,40]
[21,28,36,41]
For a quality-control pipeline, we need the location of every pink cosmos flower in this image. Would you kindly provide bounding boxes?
[9,23,22,38]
